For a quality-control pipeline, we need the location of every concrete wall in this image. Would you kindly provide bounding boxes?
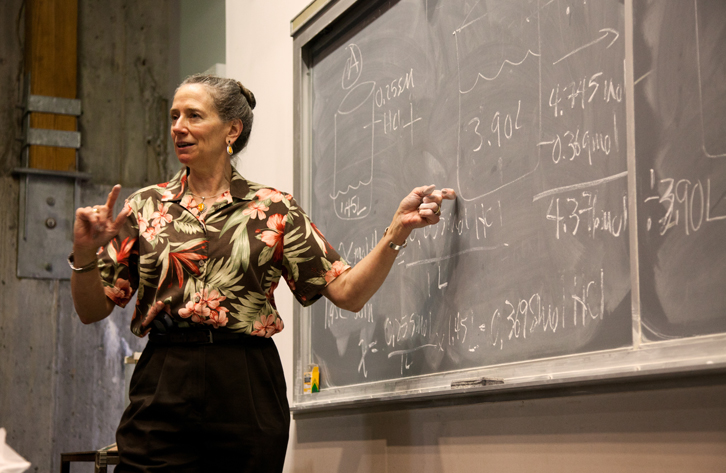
[0,1,177,471]
[224,1,726,472]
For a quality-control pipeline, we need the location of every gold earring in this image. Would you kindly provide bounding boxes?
[227,142,233,155]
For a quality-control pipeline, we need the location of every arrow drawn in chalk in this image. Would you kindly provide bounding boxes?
[553,28,620,65]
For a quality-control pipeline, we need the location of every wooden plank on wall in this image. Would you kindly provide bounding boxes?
[25,0,78,171]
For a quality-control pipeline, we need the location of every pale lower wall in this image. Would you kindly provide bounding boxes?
[180,0,226,82]
[291,383,726,473]
[224,1,726,473]
[226,0,307,411]
[225,2,315,470]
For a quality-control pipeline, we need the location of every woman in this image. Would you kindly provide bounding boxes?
[71,74,455,472]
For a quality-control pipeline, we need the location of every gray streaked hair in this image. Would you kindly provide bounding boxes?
[179,74,256,153]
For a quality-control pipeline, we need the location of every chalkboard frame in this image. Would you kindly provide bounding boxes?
[290,0,726,414]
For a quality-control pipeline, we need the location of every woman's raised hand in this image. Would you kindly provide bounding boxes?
[321,184,457,311]
[73,185,132,255]
[395,184,457,230]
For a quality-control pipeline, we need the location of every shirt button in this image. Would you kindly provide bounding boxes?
[194,296,200,303]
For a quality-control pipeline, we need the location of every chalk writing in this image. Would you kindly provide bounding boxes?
[375,69,415,108]
[308,0,634,387]
[325,300,375,329]
[643,169,726,235]
[546,191,628,239]
[548,73,622,118]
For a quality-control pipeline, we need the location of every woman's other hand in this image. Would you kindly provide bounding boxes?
[71,185,132,325]
[395,184,457,230]
[73,184,132,257]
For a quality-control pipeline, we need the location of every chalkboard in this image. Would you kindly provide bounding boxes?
[291,0,726,411]
[634,0,726,340]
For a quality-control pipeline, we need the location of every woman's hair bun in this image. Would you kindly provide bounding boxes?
[237,81,256,110]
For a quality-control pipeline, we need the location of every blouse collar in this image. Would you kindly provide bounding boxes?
[160,166,252,203]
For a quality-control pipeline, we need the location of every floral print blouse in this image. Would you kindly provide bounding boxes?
[98,167,350,338]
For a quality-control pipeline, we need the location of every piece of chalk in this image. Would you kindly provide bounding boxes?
[450,377,504,388]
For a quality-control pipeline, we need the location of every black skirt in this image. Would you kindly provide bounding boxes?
[115,336,290,473]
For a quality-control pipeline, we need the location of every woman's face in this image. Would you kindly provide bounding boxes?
[170,84,230,169]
